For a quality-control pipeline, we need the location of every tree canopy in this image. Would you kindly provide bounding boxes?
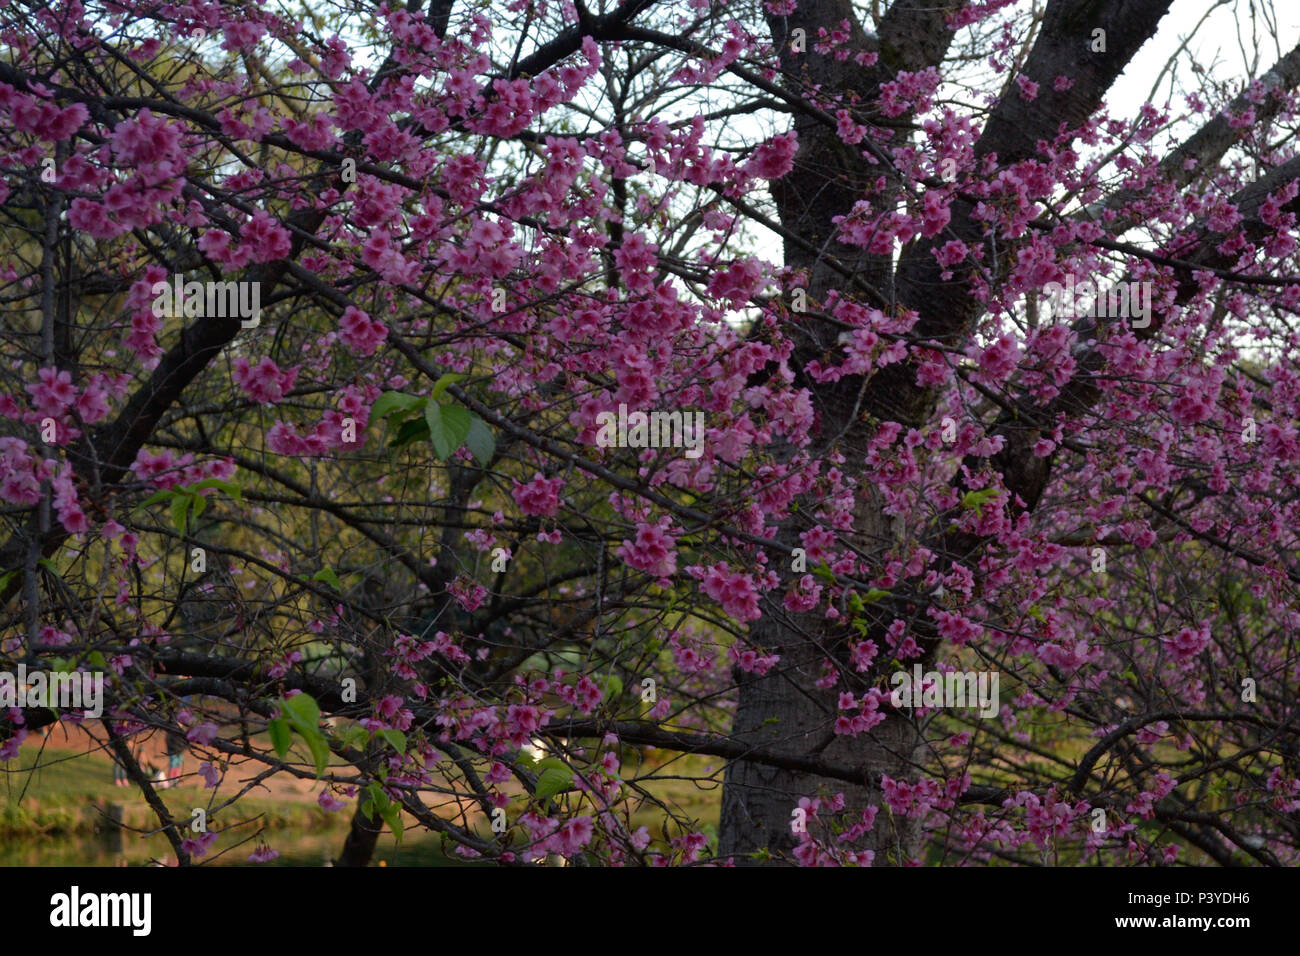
[3,0,1300,866]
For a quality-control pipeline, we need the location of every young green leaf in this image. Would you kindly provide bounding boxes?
[268,717,291,760]
[281,693,322,729]
[135,488,176,511]
[960,488,1000,517]
[298,726,331,776]
[465,414,496,467]
[379,800,404,843]
[371,390,423,420]
[425,402,472,460]
[389,416,430,449]
[534,765,573,801]
[360,781,388,822]
[278,694,329,775]
[170,494,190,534]
[312,567,342,591]
[429,372,467,401]
[339,724,370,751]
[189,478,244,504]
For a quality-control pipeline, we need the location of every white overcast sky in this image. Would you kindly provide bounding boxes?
[1108,0,1300,112]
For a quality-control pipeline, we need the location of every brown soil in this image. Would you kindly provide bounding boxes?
[27,718,320,801]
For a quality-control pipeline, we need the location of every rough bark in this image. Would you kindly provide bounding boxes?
[719,0,1174,865]
[337,804,385,867]
[719,0,953,865]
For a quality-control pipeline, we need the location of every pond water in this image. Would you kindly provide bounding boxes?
[1,823,465,867]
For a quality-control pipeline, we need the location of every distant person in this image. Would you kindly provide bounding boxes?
[112,751,129,787]
[165,729,186,786]
[112,733,140,787]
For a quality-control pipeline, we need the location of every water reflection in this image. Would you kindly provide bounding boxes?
[1,819,462,867]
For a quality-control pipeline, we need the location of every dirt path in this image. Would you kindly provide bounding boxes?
[24,718,321,802]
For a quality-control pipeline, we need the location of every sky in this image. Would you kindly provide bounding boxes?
[1108,0,1300,113]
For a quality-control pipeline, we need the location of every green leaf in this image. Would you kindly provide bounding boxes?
[465,414,496,467]
[424,402,472,460]
[189,478,243,504]
[0,569,19,592]
[189,492,207,522]
[312,567,342,591]
[281,693,322,729]
[960,488,1000,517]
[360,781,389,822]
[298,726,330,777]
[280,694,328,776]
[371,390,423,420]
[388,416,430,449]
[37,558,60,577]
[376,728,406,754]
[170,494,190,534]
[339,724,370,751]
[379,800,404,843]
[862,588,890,604]
[534,766,573,802]
[429,373,466,401]
[268,717,291,760]
[811,562,836,585]
[135,489,176,511]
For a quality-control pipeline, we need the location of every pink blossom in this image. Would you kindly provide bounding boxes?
[186,722,219,746]
[744,131,797,180]
[513,473,564,516]
[618,521,677,578]
[318,789,347,812]
[239,211,292,263]
[339,306,388,356]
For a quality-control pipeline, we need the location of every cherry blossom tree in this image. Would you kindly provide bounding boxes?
[3,0,1300,867]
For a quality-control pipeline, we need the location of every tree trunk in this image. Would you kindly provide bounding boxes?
[337,804,384,866]
[717,0,940,866]
[717,0,1173,865]
[718,610,925,864]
